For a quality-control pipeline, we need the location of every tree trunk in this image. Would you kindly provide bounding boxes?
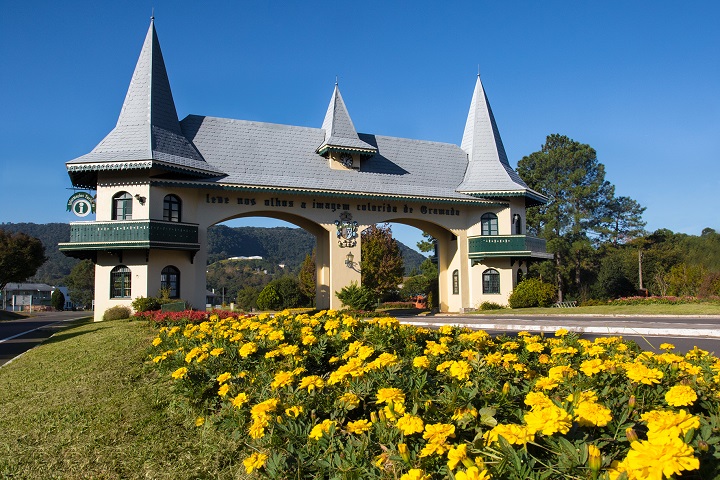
[638,249,644,290]
[555,251,563,303]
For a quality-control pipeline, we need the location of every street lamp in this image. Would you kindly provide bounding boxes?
[345,251,354,268]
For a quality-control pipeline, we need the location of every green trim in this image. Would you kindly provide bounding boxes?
[150,180,509,207]
[59,220,200,253]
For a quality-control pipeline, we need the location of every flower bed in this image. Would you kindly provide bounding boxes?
[147,310,720,479]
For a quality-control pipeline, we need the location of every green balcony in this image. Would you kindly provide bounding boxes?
[59,220,200,259]
[468,235,553,263]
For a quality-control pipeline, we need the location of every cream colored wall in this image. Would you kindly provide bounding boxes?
[89,178,530,317]
[93,250,149,322]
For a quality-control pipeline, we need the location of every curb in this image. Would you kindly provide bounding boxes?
[400,320,720,339]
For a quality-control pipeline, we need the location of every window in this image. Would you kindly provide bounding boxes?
[163,194,181,222]
[481,213,498,236]
[452,269,459,295]
[161,265,180,298]
[514,214,522,235]
[112,192,133,220]
[482,268,500,294]
[516,269,524,286]
[110,265,131,298]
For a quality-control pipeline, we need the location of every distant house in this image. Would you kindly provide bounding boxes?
[1,283,53,311]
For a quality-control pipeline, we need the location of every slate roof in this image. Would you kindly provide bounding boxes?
[66,19,545,206]
[66,18,223,188]
[181,115,482,202]
[317,85,377,155]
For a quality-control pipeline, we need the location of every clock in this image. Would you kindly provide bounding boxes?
[339,153,353,168]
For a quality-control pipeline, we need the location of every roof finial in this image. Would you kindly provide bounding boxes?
[151,7,155,21]
[477,64,481,78]
[335,75,338,86]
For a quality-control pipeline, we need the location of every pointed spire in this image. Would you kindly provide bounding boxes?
[458,75,529,193]
[66,18,224,186]
[317,83,377,155]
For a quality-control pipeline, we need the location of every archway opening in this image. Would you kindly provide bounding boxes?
[206,214,321,311]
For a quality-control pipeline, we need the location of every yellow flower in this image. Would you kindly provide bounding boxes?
[621,436,699,479]
[309,419,336,440]
[665,385,697,407]
[422,423,455,445]
[484,423,534,445]
[216,372,232,384]
[338,392,361,409]
[449,360,472,381]
[238,342,258,357]
[455,467,491,480]
[298,375,325,392]
[243,452,268,474]
[376,388,405,405]
[524,404,572,436]
[399,468,429,480]
[580,358,605,376]
[446,443,468,470]
[641,409,699,441]
[574,401,613,427]
[218,383,230,397]
[152,337,162,346]
[195,417,205,427]
[625,362,664,385]
[171,367,188,379]
[396,414,425,435]
[524,391,554,409]
[413,355,430,368]
[346,419,373,434]
[270,370,295,389]
[210,347,224,356]
[285,405,303,417]
[525,342,544,353]
[424,340,449,356]
[232,392,249,408]
[555,328,569,337]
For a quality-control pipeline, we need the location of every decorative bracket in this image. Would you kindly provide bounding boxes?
[334,212,358,248]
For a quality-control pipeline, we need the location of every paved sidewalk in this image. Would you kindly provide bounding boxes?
[399,314,720,339]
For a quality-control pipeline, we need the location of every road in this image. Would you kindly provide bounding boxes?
[401,313,720,355]
[0,311,91,366]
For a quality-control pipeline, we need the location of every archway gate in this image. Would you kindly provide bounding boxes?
[59,19,551,321]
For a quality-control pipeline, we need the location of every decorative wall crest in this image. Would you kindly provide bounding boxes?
[335,212,358,247]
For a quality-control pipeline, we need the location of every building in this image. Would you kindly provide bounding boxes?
[2,283,53,311]
[59,19,551,322]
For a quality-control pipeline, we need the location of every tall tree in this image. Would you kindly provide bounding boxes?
[298,250,316,303]
[517,134,614,301]
[601,196,647,246]
[64,259,95,309]
[361,224,404,301]
[0,230,47,291]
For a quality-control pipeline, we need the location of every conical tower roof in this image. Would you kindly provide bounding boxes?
[457,75,539,199]
[316,84,377,155]
[66,18,223,188]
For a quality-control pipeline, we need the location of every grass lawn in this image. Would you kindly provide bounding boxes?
[0,319,248,480]
[471,303,720,316]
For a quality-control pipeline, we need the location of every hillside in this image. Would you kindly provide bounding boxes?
[0,223,427,288]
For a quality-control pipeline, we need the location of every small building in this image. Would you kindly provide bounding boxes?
[1,283,54,311]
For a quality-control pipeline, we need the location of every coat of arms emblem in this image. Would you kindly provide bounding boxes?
[335,212,358,247]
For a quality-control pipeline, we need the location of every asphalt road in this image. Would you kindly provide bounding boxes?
[0,311,91,366]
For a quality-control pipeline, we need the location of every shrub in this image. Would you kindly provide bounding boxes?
[508,278,555,308]
[256,284,282,311]
[51,289,65,311]
[479,301,504,310]
[132,296,161,312]
[335,281,376,311]
[102,305,132,321]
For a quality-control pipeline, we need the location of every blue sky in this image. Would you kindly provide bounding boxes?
[1,1,718,253]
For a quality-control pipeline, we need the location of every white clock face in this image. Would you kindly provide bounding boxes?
[340,153,353,168]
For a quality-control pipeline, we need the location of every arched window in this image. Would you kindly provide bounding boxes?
[514,214,522,235]
[481,213,498,236]
[160,265,180,298]
[110,265,132,298]
[452,269,459,295]
[163,194,181,222]
[482,268,500,294]
[516,269,524,286]
[112,192,133,220]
